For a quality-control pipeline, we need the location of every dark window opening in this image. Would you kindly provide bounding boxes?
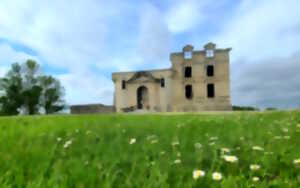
[185,66,192,78]
[122,80,126,89]
[160,78,165,88]
[207,65,214,77]
[207,84,215,98]
[185,85,193,99]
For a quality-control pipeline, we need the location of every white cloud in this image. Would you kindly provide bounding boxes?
[212,0,300,108]
[231,51,300,108]
[0,0,299,108]
[0,0,130,105]
[165,0,206,34]
[215,0,300,62]
[58,71,114,105]
[137,3,171,62]
[0,44,38,76]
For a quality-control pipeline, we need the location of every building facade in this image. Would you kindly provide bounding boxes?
[112,42,232,112]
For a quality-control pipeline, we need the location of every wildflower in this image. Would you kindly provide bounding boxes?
[293,159,300,165]
[63,140,72,148]
[209,142,215,146]
[252,177,260,182]
[174,159,181,164]
[282,128,289,133]
[171,141,180,146]
[221,148,230,153]
[151,139,158,144]
[223,155,238,163]
[194,142,202,149]
[210,136,218,141]
[252,146,264,151]
[250,164,261,171]
[212,172,222,181]
[129,138,136,145]
[160,151,166,155]
[193,170,205,179]
[57,137,62,142]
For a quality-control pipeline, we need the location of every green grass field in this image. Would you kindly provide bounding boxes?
[0,111,300,188]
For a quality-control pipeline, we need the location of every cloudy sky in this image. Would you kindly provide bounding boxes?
[0,0,299,108]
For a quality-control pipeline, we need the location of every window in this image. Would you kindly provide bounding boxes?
[207,84,215,98]
[185,66,192,78]
[207,65,214,77]
[122,80,126,89]
[206,50,214,58]
[160,78,165,88]
[184,51,192,59]
[185,85,193,99]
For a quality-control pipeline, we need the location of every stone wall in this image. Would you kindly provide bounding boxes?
[112,42,232,112]
[70,104,115,114]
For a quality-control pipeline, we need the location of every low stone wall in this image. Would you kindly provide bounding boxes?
[70,104,115,114]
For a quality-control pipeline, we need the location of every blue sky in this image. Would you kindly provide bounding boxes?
[0,0,300,108]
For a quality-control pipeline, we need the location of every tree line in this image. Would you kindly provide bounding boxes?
[0,60,65,115]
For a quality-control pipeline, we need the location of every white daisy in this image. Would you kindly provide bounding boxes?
[193,170,205,179]
[293,159,300,165]
[223,155,238,163]
[250,164,261,171]
[212,172,222,181]
[129,138,136,145]
[174,159,181,164]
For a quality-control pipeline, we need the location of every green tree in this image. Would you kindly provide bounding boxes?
[0,63,23,115]
[0,60,65,115]
[39,76,65,114]
[21,60,42,114]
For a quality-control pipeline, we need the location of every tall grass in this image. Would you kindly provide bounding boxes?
[0,111,299,187]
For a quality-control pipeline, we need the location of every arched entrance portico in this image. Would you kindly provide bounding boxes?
[137,86,149,110]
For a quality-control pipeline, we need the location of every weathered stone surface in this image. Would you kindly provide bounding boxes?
[112,42,232,112]
[70,104,115,114]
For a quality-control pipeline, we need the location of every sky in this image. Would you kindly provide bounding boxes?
[0,0,300,109]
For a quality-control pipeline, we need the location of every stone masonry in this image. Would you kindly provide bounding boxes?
[112,42,232,112]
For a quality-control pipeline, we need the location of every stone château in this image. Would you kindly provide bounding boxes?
[112,42,232,112]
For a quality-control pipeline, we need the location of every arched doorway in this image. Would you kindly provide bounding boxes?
[137,86,149,110]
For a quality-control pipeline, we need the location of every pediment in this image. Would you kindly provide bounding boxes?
[127,71,160,83]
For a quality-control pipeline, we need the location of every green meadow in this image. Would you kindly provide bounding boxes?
[0,111,300,188]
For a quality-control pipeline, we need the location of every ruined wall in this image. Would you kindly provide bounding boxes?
[169,43,232,111]
[112,70,171,112]
[112,42,232,112]
[70,104,115,114]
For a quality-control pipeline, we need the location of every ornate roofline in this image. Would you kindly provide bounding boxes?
[126,71,160,83]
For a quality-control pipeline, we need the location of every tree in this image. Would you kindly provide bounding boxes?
[21,60,42,114]
[0,63,23,115]
[0,60,65,115]
[39,76,65,114]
